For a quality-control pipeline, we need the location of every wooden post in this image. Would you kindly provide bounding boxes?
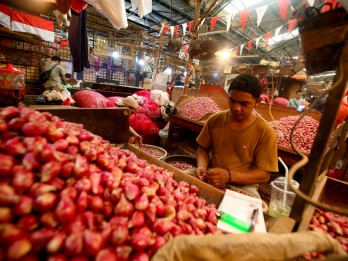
[183,0,219,95]
[290,42,348,227]
[153,22,166,85]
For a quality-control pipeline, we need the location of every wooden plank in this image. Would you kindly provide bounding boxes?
[125,143,224,207]
[296,174,327,232]
[31,106,129,144]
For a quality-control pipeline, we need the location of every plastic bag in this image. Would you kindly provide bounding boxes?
[273,97,289,106]
[336,96,348,127]
[84,0,128,29]
[143,99,161,121]
[72,90,110,108]
[70,0,88,13]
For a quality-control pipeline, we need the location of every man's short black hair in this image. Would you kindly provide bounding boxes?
[51,56,61,62]
[296,90,302,94]
[228,73,262,98]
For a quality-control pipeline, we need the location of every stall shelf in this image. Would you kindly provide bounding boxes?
[168,88,322,167]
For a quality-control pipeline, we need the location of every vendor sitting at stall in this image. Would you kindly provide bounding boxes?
[195,73,279,197]
[116,96,143,146]
[41,56,67,92]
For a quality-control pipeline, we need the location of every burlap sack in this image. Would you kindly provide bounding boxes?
[151,231,346,261]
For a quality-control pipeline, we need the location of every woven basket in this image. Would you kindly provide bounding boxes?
[189,38,220,60]
[167,38,182,54]
[298,7,348,75]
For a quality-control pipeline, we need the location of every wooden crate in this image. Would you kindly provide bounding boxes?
[255,103,322,122]
[125,143,295,233]
[31,105,130,144]
[297,175,348,231]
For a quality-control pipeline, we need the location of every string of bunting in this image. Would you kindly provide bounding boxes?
[159,0,319,54]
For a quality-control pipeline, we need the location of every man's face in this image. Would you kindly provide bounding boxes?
[296,92,302,99]
[228,90,258,121]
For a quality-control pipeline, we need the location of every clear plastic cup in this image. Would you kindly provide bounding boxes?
[268,177,300,218]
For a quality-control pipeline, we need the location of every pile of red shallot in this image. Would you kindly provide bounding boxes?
[304,209,348,259]
[270,116,319,154]
[137,146,163,159]
[169,162,194,171]
[179,97,220,121]
[0,105,221,261]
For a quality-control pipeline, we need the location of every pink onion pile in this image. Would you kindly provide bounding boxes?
[179,97,220,121]
[270,116,319,154]
[170,162,194,171]
[0,105,221,261]
[304,209,348,259]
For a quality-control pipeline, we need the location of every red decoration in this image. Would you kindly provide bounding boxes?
[265,32,272,47]
[188,21,194,32]
[235,46,239,55]
[163,26,168,35]
[60,39,69,48]
[322,0,341,12]
[174,25,179,36]
[70,0,88,13]
[288,19,297,32]
[247,40,253,53]
[210,17,219,32]
[277,0,289,20]
[239,10,250,31]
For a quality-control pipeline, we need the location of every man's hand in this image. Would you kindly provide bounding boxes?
[206,168,230,187]
[133,133,143,147]
[196,167,206,177]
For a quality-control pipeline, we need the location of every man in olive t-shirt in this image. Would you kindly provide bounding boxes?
[196,73,278,197]
[41,56,67,92]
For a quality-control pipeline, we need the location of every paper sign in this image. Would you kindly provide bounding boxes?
[217,190,266,234]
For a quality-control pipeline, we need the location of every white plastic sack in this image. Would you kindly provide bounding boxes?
[138,0,152,18]
[150,90,170,107]
[84,0,128,29]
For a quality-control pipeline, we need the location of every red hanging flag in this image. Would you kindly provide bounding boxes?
[188,21,194,32]
[265,32,272,47]
[163,26,168,35]
[174,25,179,36]
[235,46,239,55]
[210,17,219,32]
[288,19,297,32]
[247,40,253,53]
[239,10,250,31]
[277,0,289,20]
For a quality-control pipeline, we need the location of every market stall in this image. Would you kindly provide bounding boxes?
[1,0,348,260]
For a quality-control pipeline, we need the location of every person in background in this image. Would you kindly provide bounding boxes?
[195,73,278,197]
[116,96,143,146]
[287,90,306,108]
[41,56,67,92]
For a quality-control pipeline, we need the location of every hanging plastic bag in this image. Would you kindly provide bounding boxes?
[84,0,128,29]
[70,0,88,13]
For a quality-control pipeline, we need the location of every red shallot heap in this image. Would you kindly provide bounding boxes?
[170,162,194,171]
[270,115,319,154]
[304,209,348,259]
[0,105,222,260]
[179,97,220,121]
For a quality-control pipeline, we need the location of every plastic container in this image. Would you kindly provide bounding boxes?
[0,64,25,106]
[268,177,300,218]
